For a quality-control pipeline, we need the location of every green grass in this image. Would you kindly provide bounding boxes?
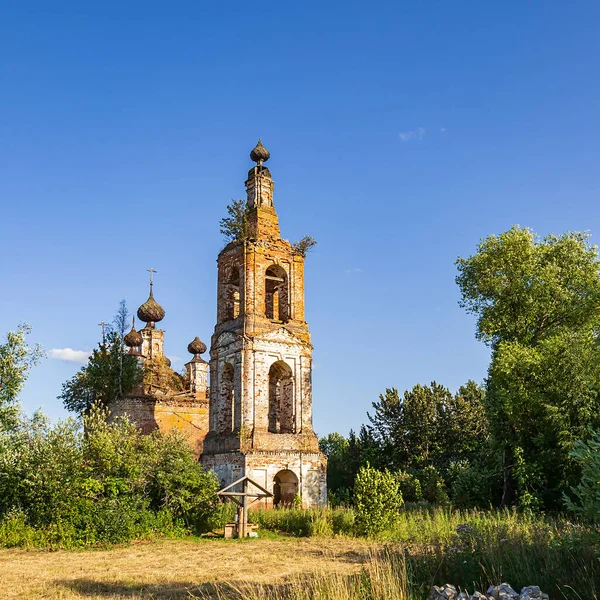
[249,506,599,599]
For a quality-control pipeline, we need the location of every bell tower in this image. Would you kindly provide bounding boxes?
[201,141,327,507]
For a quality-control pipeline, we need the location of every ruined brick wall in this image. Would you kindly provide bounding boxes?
[109,395,209,458]
[202,152,327,506]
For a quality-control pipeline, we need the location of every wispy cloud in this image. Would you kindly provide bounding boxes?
[399,127,425,142]
[49,348,91,364]
[440,127,447,133]
[345,267,363,274]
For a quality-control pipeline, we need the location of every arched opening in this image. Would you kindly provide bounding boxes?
[273,469,299,507]
[223,267,241,321]
[219,363,234,434]
[265,265,289,322]
[268,361,295,434]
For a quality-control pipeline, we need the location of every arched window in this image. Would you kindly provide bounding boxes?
[222,267,241,322]
[268,361,294,433]
[265,265,289,322]
[219,363,234,434]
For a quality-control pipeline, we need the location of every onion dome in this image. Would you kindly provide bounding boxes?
[124,317,143,347]
[250,139,270,164]
[137,288,165,324]
[188,336,207,356]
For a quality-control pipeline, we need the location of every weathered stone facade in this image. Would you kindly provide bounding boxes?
[109,393,209,458]
[108,281,210,459]
[109,142,327,505]
[201,142,327,507]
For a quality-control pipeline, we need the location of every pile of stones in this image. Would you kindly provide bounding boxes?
[430,583,549,600]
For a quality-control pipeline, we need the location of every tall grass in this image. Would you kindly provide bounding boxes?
[201,548,411,600]
[249,507,355,537]
[248,506,600,599]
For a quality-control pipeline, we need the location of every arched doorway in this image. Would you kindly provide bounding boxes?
[273,469,299,507]
[268,361,294,433]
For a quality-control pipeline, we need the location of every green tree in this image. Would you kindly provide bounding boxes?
[367,381,488,476]
[59,331,140,415]
[220,199,249,242]
[353,464,403,536]
[0,324,43,430]
[565,428,600,524]
[456,227,600,348]
[456,226,600,509]
[319,432,353,495]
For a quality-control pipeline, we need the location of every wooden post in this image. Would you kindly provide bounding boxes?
[240,478,248,538]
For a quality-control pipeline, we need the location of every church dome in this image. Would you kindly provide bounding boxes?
[124,320,143,347]
[188,336,207,355]
[250,139,270,164]
[137,289,165,324]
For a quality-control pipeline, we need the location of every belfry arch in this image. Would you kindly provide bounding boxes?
[223,267,241,322]
[265,265,288,322]
[268,360,295,434]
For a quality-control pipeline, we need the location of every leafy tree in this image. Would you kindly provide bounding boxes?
[456,226,600,509]
[487,330,600,508]
[367,381,488,477]
[220,199,249,242]
[394,470,423,503]
[60,330,140,415]
[565,428,600,524]
[353,464,403,536]
[456,226,600,348]
[319,432,353,494]
[0,324,43,430]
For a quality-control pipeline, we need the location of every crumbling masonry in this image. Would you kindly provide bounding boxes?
[110,141,327,507]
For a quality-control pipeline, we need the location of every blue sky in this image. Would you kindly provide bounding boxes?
[1,1,599,437]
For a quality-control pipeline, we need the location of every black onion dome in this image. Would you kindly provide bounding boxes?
[188,336,207,355]
[250,139,270,164]
[124,323,143,348]
[137,289,165,323]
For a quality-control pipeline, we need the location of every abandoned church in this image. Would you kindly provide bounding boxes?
[109,141,327,507]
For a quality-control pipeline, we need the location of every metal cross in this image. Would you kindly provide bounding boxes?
[147,268,157,289]
[98,321,108,340]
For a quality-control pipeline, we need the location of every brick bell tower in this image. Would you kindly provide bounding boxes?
[201,141,327,507]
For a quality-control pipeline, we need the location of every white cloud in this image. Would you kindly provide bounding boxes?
[440,127,447,133]
[49,348,91,364]
[399,127,425,142]
[345,267,363,274]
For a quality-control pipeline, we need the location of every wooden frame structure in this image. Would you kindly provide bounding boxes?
[217,476,273,538]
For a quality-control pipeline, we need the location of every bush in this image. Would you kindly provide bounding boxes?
[565,429,600,523]
[394,471,423,503]
[354,464,403,536]
[0,405,218,548]
[417,466,450,505]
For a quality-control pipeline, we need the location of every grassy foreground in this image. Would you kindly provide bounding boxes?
[0,537,374,599]
[1,508,598,599]
[249,507,599,600]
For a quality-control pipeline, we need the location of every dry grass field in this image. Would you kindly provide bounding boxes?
[0,537,377,599]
